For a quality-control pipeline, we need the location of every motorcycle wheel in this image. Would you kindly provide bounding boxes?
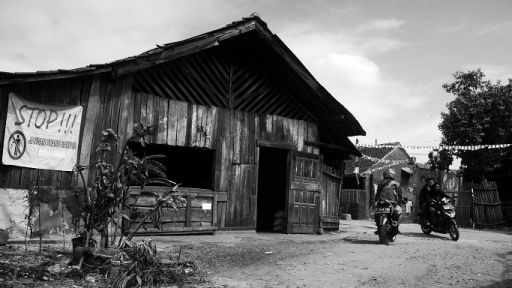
[389,234,396,242]
[421,224,432,235]
[378,225,389,245]
[448,223,460,241]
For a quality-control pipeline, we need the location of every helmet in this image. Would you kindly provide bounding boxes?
[383,168,395,179]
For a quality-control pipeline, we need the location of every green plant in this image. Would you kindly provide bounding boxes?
[75,123,185,251]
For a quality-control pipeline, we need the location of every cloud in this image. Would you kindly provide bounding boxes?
[308,52,434,148]
[0,0,241,71]
[475,21,512,36]
[355,18,406,34]
[331,6,356,14]
[438,22,466,33]
[460,64,512,82]
[358,36,407,55]
[279,20,438,154]
[311,53,381,87]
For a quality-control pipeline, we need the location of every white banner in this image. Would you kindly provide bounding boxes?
[2,93,83,171]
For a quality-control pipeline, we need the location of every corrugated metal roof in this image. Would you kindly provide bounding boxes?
[0,14,366,144]
[0,15,265,80]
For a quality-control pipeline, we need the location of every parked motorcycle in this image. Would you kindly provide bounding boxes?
[374,199,403,245]
[418,196,459,241]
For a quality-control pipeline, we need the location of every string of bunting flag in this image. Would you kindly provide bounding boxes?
[361,154,409,164]
[359,163,395,177]
[356,143,512,151]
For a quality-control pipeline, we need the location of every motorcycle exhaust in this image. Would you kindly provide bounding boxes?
[391,220,398,227]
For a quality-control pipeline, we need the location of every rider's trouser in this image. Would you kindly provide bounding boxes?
[428,206,438,224]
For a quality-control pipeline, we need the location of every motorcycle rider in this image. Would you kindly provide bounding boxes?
[419,178,435,224]
[374,168,403,234]
[427,183,453,226]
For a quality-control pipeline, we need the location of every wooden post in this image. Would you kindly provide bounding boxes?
[212,193,218,227]
[185,195,192,227]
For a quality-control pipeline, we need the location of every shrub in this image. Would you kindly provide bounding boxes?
[348,202,360,220]
[339,202,350,216]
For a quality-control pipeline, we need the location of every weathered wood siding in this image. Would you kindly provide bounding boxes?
[321,170,342,218]
[0,76,320,229]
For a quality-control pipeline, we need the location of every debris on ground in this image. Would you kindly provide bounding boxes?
[0,240,205,288]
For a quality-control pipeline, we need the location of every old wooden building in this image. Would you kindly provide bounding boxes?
[0,15,365,237]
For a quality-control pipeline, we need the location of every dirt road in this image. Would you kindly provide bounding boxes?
[167,220,512,288]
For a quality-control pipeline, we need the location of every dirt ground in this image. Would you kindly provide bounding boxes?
[1,220,512,287]
[177,220,512,288]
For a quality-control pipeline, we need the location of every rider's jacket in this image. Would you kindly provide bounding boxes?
[376,179,402,203]
[426,189,452,204]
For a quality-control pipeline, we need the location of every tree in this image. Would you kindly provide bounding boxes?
[439,69,512,181]
[427,149,453,172]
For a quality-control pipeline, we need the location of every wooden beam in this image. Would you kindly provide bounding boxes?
[233,86,271,108]
[196,52,229,97]
[256,140,294,150]
[157,64,188,102]
[0,67,112,84]
[217,226,255,231]
[160,63,201,104]
[304,140,349,152]
[323,170,343,180]
[181,58,222,107]
[318,114,345,122]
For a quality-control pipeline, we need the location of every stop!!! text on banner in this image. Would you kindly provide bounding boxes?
[2,93,83,171]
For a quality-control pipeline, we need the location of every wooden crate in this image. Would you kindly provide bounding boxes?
[320,215,340,230]
[125,186,226,235]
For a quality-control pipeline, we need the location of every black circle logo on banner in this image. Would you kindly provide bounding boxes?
[8,130,26,160]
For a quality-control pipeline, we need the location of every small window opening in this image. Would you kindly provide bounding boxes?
[128,142,215,189]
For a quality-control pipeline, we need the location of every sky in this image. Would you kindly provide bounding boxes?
[1,0,512,166]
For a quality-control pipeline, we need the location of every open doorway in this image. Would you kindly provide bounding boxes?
[256,147,289,232]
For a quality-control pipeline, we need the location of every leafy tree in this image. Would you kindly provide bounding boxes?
[427,149,453,172]
[439,69,512,181]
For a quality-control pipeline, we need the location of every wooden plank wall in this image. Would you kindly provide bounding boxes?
[321,171,342,217]
[125,94,321,228]
[0,79,321,229]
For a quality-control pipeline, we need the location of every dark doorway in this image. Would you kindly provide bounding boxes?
[256,147,289,232]
[127,142,215,189]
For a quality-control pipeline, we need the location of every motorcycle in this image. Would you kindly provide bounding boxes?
[418,196,459,241]
[374,199,403,245]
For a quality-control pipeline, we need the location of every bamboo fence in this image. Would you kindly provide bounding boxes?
[472,181,506,226]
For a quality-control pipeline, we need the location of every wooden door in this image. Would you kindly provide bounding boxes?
[454,190,472,227]
[286,151,322,234]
